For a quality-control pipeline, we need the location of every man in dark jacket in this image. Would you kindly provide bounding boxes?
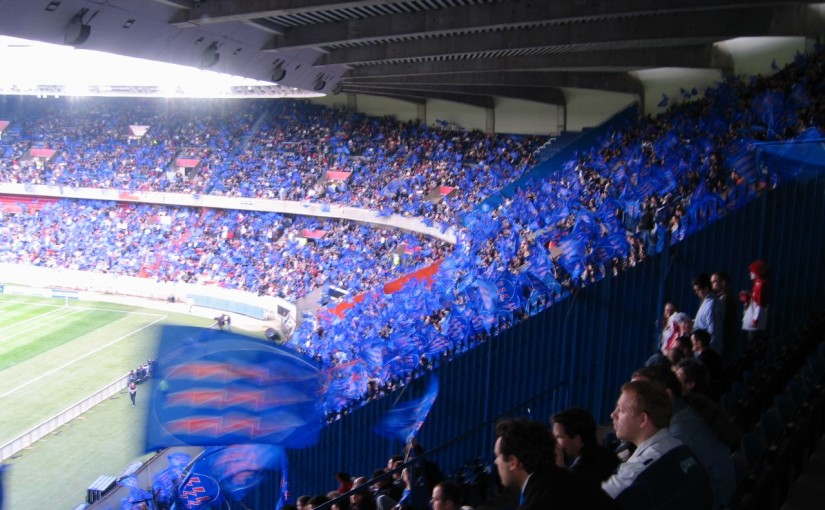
[551,407,620,483]
[493,418,615,510]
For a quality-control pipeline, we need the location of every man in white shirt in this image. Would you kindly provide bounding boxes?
[692,273,720,353]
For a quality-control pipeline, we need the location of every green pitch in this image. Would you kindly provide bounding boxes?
[0,295,252,509]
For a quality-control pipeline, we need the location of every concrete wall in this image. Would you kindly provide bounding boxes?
[494,97,561,135]
[313,37,816,133]
[560,88,637,132]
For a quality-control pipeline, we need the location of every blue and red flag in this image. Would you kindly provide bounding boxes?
[144,326,324,451]
[178,444,288,508]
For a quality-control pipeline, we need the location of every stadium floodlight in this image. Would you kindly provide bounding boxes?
[200,41,220,69]
[312,75,326,91]
[65,9,93,47]
[271,64,286,83]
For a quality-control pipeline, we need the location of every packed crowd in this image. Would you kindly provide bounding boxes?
[0,98,546,229]
[0,199,450,302]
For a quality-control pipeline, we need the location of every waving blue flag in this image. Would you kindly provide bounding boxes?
[178,444,288,509]
[375,376,439,442]
[145,326,324,451]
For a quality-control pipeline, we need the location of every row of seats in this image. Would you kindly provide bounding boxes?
[721,314,825,510]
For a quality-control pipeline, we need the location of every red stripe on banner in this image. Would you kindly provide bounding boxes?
[300,229,327,239]
[176,158,200,168]
[438,186,456,196]
[30,148,56,158]
[326,260,443,319]
[326,171,352,181]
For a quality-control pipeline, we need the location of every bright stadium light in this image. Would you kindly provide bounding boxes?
[0,35,323,99]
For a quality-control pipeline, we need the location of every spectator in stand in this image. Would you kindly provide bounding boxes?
[674,358,710,398]
[335,472,354,495]
[632,365,736,509]
[350,477,378,510]
[551,406,619,484]
[659,302,678,350]
[371,468,400,510]
[692,274,720,353]
[711,271,740,361]
[741,260,771,344]
[297,495,312,510]
[691,329,724,393]
[493,417,615,510]
[602,380,712,510]
[308,495,331,510]
[430,480,465,510]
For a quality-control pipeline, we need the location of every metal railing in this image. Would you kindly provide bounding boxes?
[0,373,130,462]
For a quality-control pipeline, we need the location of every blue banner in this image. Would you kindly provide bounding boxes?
[144,326,323,450]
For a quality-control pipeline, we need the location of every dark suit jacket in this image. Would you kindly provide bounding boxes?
[520,466,616,510]
[570,443,621,483]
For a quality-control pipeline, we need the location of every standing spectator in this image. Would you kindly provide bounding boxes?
[493,418,614,510]
[129,381,137,407]
[692,274,720,353]
[551,407,619,484]
[711,271,740,361]
[741,260,771,343]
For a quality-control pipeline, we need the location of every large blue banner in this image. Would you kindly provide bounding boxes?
[144,326,323,451]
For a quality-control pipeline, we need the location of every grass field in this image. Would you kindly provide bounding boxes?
[0,294,255,509]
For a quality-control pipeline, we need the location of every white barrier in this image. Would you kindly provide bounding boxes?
[0,374,130,462]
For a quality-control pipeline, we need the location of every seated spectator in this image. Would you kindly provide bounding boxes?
[329,490,351,510]
[335,472,353,495]
[674,358,710,397]
[370,468,400,510]
[307,495,331,510]
[297,495,312,510]
[551,406,619,483]
[632,365,736,509]
[493,417,615,510]
[601,380,712,510]
[350,477,377,510]
[430,480,465,510]
[691,329,724,392]
[665,334,693,366]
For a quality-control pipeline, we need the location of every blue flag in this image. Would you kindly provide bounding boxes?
[144,326,324,450]
[375,376,439,442]
[178,444,288,509]
[152,451,192,506]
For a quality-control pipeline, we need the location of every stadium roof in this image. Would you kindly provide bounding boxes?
[0,0,822,102]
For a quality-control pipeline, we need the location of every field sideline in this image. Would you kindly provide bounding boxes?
[0,294,263,509]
